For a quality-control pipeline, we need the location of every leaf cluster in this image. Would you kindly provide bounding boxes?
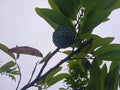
[34,0,120,90]
[0,43,20,80]
[0,0,120,90]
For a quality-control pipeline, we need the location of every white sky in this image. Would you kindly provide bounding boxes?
[0,0,120,90]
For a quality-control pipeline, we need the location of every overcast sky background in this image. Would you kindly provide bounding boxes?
[0,0,120,90]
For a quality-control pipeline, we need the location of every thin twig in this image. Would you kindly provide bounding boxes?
[20,38,93,90]
[20,47,60,90]
[27,60,39,84]
[36,47,60,79]
[15,60,22,90]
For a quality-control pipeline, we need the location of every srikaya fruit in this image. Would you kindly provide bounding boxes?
[53,26,76,48]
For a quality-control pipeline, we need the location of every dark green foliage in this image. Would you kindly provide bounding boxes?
[48,0,82,20]
[79,0,120,34]
[53,26,76,48]
[35,8,73,29]
[64,60,89,90]
[94,44,120,61]
[105,62,120,90]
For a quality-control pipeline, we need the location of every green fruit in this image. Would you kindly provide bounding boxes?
[53,26,76,48]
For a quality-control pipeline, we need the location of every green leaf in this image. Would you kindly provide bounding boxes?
[0,61,16,72]
[87,60,101,90]
[81,0,91,8]
[0,43,15,59]
[68,60,85,73]
[94,44,120,61]
[48,0,60,12]
[9,74,16,81]
[49,0,82,20]
[35,8,73,29]
[80,0,120,34]
[45,67,62,83]
[100,64,107,90]
[95,0,120,10]
[83,0,120,14]
[89,37,114,52]
[37,67,62,85]
[11,71,20,75]
[76,33,114,51]
[112,0,120,9]
[81,9,110,33]
[105,62,120,90]
[47,73,69,87]
[109,61,120,73]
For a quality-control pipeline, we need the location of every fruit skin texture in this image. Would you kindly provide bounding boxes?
[53,26,76,48]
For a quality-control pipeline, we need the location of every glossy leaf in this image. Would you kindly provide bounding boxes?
[109,61,120,89]
[89,37,114,52]
[37,67,62,85]
[94,44,120,61]
[87,60,101,90]
[80,0,120,34]
[0,43,15,59]
[95,0,119,10]
[81,9,111,33]
[35,8,73,29]
[47,73,69,87]
[49,0,82,20]
[80,0,91,8]
[113,0,120,9]
[105,62,120,90]
[48,0,60,12]
[109,61,120,72]
[75,38,94,58]
[8,46,43,57]
[0,61,15,72]
[45,67,62,84]
[100,64,107,90]
[83,0,120,14]
[76,33,114,52]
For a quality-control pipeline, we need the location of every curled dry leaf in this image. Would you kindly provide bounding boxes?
[8,46,43,57]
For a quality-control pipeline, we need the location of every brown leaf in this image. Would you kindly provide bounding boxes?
[8,46,43,57]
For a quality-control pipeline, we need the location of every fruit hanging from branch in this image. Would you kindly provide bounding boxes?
[53,26,76,48]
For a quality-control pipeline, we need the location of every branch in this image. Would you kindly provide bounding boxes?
[27,61,39,85]
[20,47,60,90]
[37,47,60,78]
[20,38,93,90]
[15,60,22,90]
